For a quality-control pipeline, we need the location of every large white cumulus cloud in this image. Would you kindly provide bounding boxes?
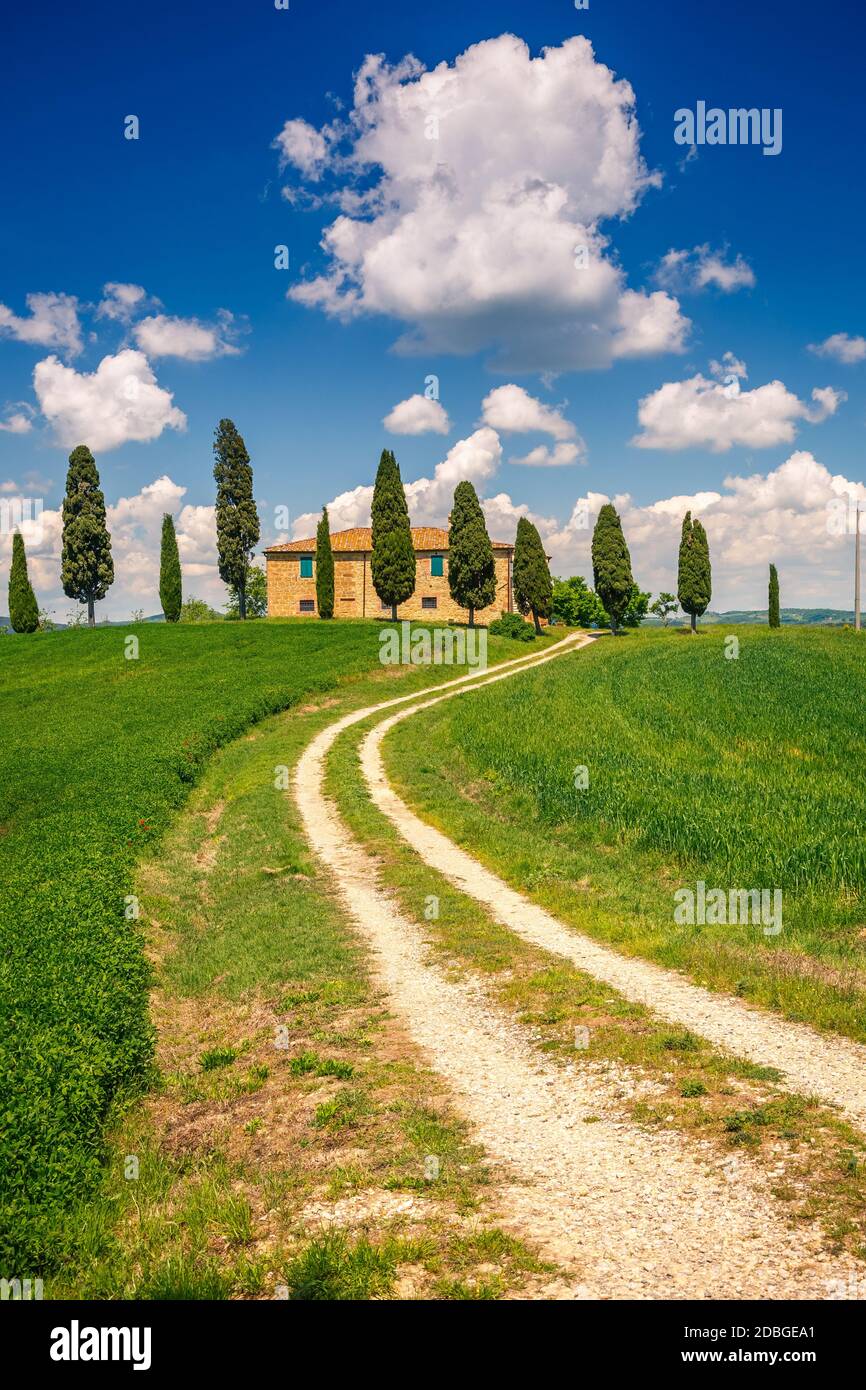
[277,35,689,371]
[633,360,844,452]
[33,350,187,451]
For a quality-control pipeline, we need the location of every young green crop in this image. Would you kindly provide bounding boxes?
[0,620,388,1271]
[438,626,866,897]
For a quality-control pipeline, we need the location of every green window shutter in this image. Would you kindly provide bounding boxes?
[431,555,444,577]
[300,556,313,578]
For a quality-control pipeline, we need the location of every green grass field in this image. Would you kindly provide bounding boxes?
[384,626,866,1038]
[0,620,402,1271]
[0,617,544,1278]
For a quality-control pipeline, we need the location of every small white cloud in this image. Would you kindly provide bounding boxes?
[0,413,33,435]
[611,289,690,358]
[481,384,578,440]
[383,394,451,435]
[132,311,242,361]
[510,441,584,467]
[633,361,845,451]
[96,283,158,323]
[0,405,34,434]
[0,292,83,355]
[33,349,187,452]
[272,118,330,179]
[808,333,866,365]
[709,351,748,382]
[655,244,755,294]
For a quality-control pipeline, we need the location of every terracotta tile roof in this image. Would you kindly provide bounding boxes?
[265,526,513,554]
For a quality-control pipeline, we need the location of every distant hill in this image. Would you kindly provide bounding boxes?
[647,608,857,627]
[1,614,166,632]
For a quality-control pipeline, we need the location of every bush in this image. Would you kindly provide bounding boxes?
[179,597,223,623]
[488,612,535,641]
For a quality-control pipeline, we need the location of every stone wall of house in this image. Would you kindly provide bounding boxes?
[266,548,513,622]
[266,550,367,618]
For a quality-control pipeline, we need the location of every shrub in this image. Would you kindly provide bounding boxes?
[199,1047,238,1072]
[179,597,223,623]
[489,612,535,641]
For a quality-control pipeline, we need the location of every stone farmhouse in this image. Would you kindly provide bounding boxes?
[264,526,514,622]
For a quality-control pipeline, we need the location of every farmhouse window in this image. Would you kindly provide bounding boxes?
[299,556,313,578]
[422,596,437,609]
[430,555,444,577]
[299,598,315,612]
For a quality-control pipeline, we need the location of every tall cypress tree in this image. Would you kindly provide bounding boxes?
[316,506,335,619]
[591,503,633,635]
[513,517,553,634]
[447,481,496,627]
[8,531,39,633]
[370,449,416,620]
[61,444,114,626]
[768,563,780,628]
[678,511,712,634]
[159,513,182,623]
[213,419,260,619]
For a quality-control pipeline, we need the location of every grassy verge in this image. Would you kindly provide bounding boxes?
[323,665,866,1264]
[48,629,562,1299]
[382,627,866,1043]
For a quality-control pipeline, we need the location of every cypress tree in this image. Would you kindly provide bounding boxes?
[213,418,260,619]
[447,481,496,627]
[61,444,114,626]
[370,449,416,620]
[159,513,182,623]
[677,511,712,634]
[591,503,633,635]
[768,563,780,628]
[8,531,39,633]
[513,517,553,634]
[316,506,335,619]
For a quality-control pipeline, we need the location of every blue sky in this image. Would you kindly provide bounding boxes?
[2,0,865,617]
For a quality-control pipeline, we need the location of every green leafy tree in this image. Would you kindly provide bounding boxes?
[179,596,224,623]
[768,564,780,628]
[602,582,650,629]
[213,419,260,620]
[591,503,633,634]
[370,449,416,620]
[61,444,114,626]
[650,592,679,626]
[8,531,39,633]
[159,513,182,623]
[226,565,267,618]
[316,506,335,619]
[678,511,712,633]
[551,575,606,628]
[513,517,553,634]
[447,481,496,627]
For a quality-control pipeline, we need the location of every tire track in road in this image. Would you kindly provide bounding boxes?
[295,634,859,1297]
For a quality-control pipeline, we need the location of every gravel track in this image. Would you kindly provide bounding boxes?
[361,645,866,1138]
[294,635,863,1297]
